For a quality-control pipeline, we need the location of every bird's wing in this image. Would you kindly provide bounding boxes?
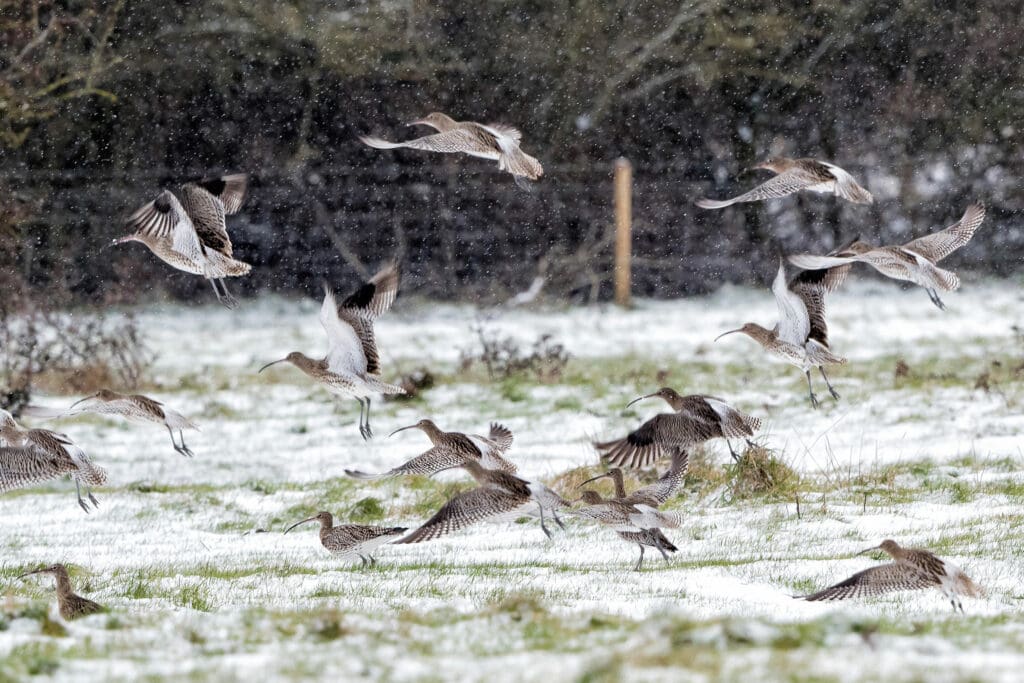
[193,173,248,215]
[334,263,400,375]
[787,263,851,348]
[365,128,501,156]
[819,162,874,204]
[0,446,76,492]
[345,446,467,480]
[480,123,522,142]
[903,203,985,263]
[801,562,939,601]
[180,183,233,256]
[394,487,531,543]
[319,285,367,376]
[486,423,514,452]
[697,167,826,209]
[700,397,762,438]
[628,451,688,506]
[596,414,717,469]
[125,190,204,262]
[772,261,811,346]
[628,504,683,530]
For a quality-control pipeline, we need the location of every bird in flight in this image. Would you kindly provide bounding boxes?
[697,158,872,209]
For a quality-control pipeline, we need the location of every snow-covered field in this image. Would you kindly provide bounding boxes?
[3,278,1023,682]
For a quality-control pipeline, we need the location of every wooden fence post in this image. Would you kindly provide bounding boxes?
[614,157,632,307]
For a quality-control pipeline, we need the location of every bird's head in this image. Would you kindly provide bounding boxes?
[388,418,438,438]
[284,511,332,534]
[408,112,457,131]
[627,387,683,410]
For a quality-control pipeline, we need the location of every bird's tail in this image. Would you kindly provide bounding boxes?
[365,377,406,395]
[204,252,251,278]
[499,148,544,181]
[650,529,678,553]
[923,263,960,292]
[958,573,985,598]
[359,135,405,150]
[835,177,874,204]
[164,409,199,432]
[806,340,847,366]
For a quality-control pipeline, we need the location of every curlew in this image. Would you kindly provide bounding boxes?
[789,203,986,310]
[396,459,568,543]
[284,511,407,566]
[715,259,851,408]
[697,158,872,209]
[24,389,199,457]
[259,263,405,440]
[799,539,983,612]
[570,489,683,571]
[115,173,250,308]
[360,113,543,187]
[346,420,515,480]
[19,564,104,620]
[0,410,106,512]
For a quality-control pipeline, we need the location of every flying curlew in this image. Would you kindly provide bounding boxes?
[789,203,986,310]
[284,511,407,567]
[24,389,199,457]
[570,489,683,571]
[259,263,405,440]
[346,420,515,480]
[19,564,105,620]
[715,259,851,408]
[115,173,250,308]
[799,539,983,612]
[0,410,106,512]
[395,459,568,543]
[697,158,872,209]
[360,113,543,187]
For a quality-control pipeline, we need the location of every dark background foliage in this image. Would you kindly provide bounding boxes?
[2,0,1022,305]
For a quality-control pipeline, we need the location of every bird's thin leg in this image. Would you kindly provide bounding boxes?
[927,288,946,311]
[370,556,377,566]
[217,279,239,309]
[514,175,534,192]
[87,486,100,508]
[167,425,184,455]
[355,398,367,440]
[727,440,741,463]
[537,503,552,539]
[634,545,645,572]
[358,555,367,567]
[552,509,566,530]
[178,430,195,457]
[75,480,90,513]
[805,370,820,408]
[363,397,373,439]
[819,367,841,401]
[208,279,226,307]
[657,542,671,563]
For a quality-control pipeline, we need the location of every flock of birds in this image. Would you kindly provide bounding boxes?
[4,113,989,619]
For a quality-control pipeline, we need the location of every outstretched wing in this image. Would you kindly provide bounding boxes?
[628,450,689,506]
[788,263,851,348]
[319,285,366,376]
[125,190,204,263]
[772,261,811,346]
[487,423,514,452]
[394,487,531,543]
[802,562,938,601]
[697,167,829,209]
[344,446,467,480]
[336,263,400,375]
[179,183,233,256]
[903,203,985,263]
[0,446,75,492]
[193,173,248,215]
[596,414,718,469]
[363,127,501,157]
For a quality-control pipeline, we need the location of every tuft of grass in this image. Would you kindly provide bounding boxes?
[348,496,385,522]
[728,444,799,500]
[175,583,212,612]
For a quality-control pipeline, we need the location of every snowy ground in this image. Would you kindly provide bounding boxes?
[2,277,1024,682]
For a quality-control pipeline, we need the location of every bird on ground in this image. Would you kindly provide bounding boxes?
[697,158,872,209]
[0,410,106,512]
[284,511,407,567]
[19,564,105,620]
[799,539,983,612]
[259,263,405,440]
[360,113,543,187]
[115,173,250,308]
[395,459,568,543]
[23,389,199,457]
[788,203,986,310]
[570,489,683,571]
[346,420,515,479]
[715,259,851,408]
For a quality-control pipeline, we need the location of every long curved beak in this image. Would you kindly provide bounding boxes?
[387,424,419,438]
[258,358,289,373]
[577,471,612,489]
[68,394,97,409]
[626,393,657,409]
[407,119,427,127]
[284,517,318,534]
[855,545,881,556]
[17,568,46,580]
[714,329,743,342]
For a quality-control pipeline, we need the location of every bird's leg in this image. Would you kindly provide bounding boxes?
[927,288,946,311]
[75,480,90,513]
[657,543,671,563]
[552,509,566,530]
[514,175,534,192]
[819,367,841,401]
[370,556,377,566]
[358,555,367,567]
[537,503,552,539]
[178,430,195,457]
[208,279,226,307]
[355,398,368,440]
[217,279,239,309]
[634,545,645,572]
[727,440,741,463]
[87,486,100,508]
[363,397,373,439]
[805,370,820,408]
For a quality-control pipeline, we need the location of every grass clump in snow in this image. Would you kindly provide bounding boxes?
[727,444,799,500]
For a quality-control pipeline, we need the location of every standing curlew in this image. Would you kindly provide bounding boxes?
[624,389,762,462]
[595,391,761,468]
[570,489,683,571]
[346,420,515,480]
[395,459,568,543]
[19,564,104,620]
[24,389,199,457]
[0,410,106,512]
[799,539,983,612]
[115,173,250,308]
[715,259,851,408]
[259,263,405,440]
[789,203,986,310]
[697,158,872,209]
[360,113,543,187]
[284,511,407,567]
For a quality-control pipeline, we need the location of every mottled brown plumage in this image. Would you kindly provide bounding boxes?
[284,511,406,566]
[19,564,104,620]
[697,158,872,209]
[801,539,983,612]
